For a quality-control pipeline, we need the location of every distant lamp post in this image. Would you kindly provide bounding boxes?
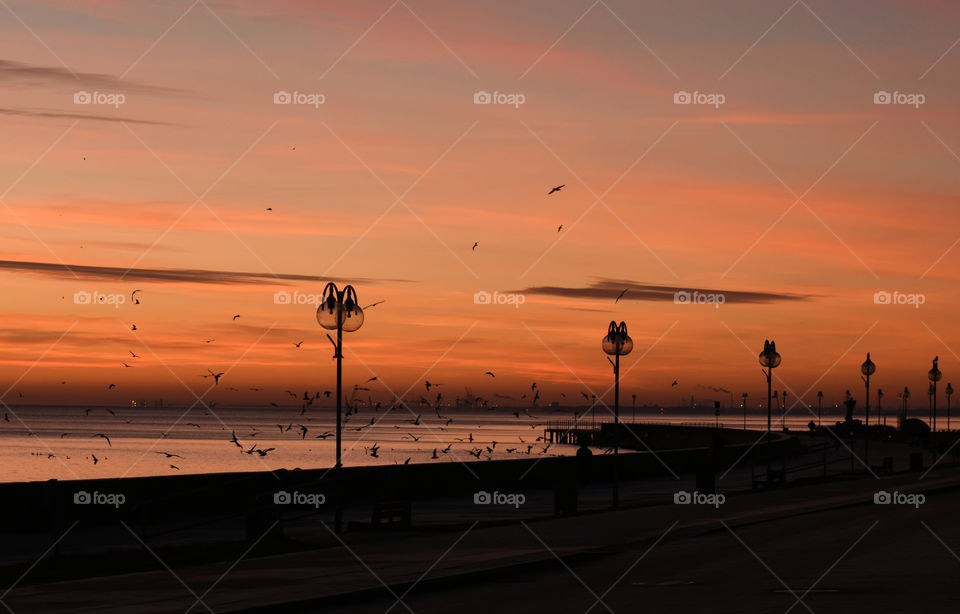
[602,321,633,508]
[877,389,884,425]
[741,392,748,430]
[781,391,787,430]
[947,383,954,431]
[902,386,910,427]
[758,340,782,432]
[861,353,876,426]
[817,391,823,427]
[317,283,365,532]
[929,357,942,432]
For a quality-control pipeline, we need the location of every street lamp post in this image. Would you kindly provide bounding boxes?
[947,383,954,431]
[741,392,748,430]
[877,389,884,425]
[929,357,942,432]
[758,340,782,433]
[817,391,823,427]
[860,353,876,469]
[781,391,787,430]
[861,353,876,426]
[316,283,365,533]
[602,321,633,508]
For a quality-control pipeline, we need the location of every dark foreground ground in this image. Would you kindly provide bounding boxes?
[1,433,956,613]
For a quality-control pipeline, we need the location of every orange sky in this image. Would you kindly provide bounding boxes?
[1,0,959,409]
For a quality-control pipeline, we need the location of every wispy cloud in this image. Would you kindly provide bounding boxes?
[0,259,409,285]
[0,107,168,125]
[0,58,188,95]
[513,278,812,304]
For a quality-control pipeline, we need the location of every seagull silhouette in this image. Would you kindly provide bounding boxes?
[472,242,478,251]
[92,433,111,447]
[232,314,240,320]
[548,184,565,195]
[294,341,303,348]
[557,224,563,232]
[484,371,495,378]
[615,289,628,303]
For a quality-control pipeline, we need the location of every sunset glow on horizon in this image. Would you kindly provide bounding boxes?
[2,0,960,409]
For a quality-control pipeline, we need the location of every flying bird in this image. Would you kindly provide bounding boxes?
[615,289,628,303]
[156,451,183,459]
[672,380,679,387]
[484,371,495,378]
[232,314,240,320]
[472,242,478,251]
[294,341,304,348]
[92,433,111,447]
[131,289,142,304]
[557,224,563,232]
[547,184,565,195]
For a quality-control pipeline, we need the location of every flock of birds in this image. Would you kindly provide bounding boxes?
[25,193,658,477]
[11,373,611,475]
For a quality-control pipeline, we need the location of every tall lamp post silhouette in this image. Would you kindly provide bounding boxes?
[781,391,787,430]
[602,321,632,508]
[860,353,876,468]
[741,392,748,430]
[861,353,876,426]
[317,283,365,533]
[877,389,884,425]
[817,391,823,427]
[947,383,954,431]
[758,340,781,432]
[929,357,942,432]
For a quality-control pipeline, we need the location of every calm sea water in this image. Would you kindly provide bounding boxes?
[0,403,866,483]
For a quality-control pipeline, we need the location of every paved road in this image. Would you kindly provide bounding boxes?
[5,460,957,613]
